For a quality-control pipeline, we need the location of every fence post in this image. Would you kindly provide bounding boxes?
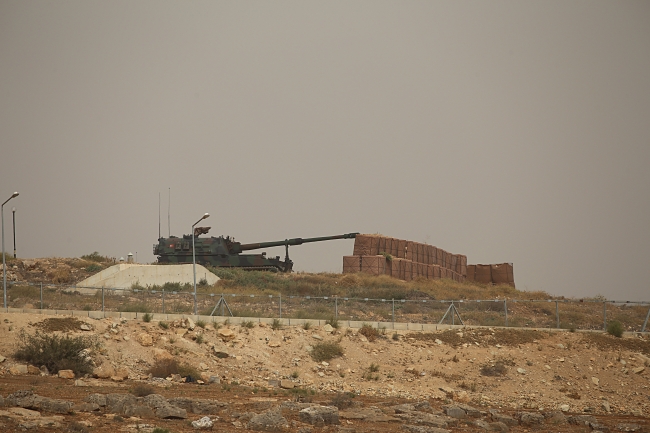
[556,301,559,329]
[392,299,395,329]
[504,300,508,327]
[642,306,650,333]
[40,283,43,310]
[279,294,282,319]
[603,301,607,331]
[335,297,338,320]
[102,287,105,312]
[162,289,165,314]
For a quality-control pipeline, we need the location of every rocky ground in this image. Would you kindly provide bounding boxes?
[0,312,649,432]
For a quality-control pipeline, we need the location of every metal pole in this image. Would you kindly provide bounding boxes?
[12,208,16,258]
[335,296,338,320]
[162,288,165,314]
[603,301,607,331]
[556,301,559,329]
[504,300,508,327]
[192,213,210,316]
[102,287,105,312]
[279,294,282,319]
[452,302,455,326]
[40,283,43,310]
[2,193,19,309]
[392,299,395,329]
[642,306,650,333]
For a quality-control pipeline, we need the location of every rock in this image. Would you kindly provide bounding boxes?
[545,411,567,424]
[27,365,40,375]
[36,397,73,414]
[58,370,75,379]
[518,412,544,426]
[248,409,289,431]
[591,377,599,385]
[279,380,295,389]
[9,365,28,375]
[39,365,49,375]
[268,341,281,348]
[453,391,470,403]
[516,368,526,374]
[299,405,339,426]
[444,406,467,419]
[8,407,41,417]
[192,416,214,429]
[312,334,323,341]
[155,404,187,419]
[632,366,645,374]
[123,405,156,418]
[80,324,92,331]
[560,404,570,412]
[186,318,195,330]
[6,390,37,408]
[153,348,173,360]
[73,402,100,412]
[111,368,129,381]
[616,423,642,432]
[323,324,334,333]
[0,355,6,362]
[168,398,228,415]
[217,328,235,341]
[105,393,138,414]
[490,413,517,427]
[402,425,451,433]
[137,332,154,346]
[602,401,611,413]
[74,379,87,387]
[434,339,443,345]
[567,415,597,426]
[84,394,107,407]
[93,364,115,379]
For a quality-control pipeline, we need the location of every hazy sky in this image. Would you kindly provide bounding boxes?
[1,1,649,301]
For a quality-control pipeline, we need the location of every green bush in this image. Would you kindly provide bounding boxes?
[359,323,379,342]
[142,313,152,323]
[85,264,102,273]
[159,321,169,330]
[241,320,255,329]
[81,252,110,263]
[607,320,624,338]
[196,319,206,329]
[325,318,339,329]
[271,318,282,330]
[130,383,155,397]
[14,330,97,376]
[310,341,344,362]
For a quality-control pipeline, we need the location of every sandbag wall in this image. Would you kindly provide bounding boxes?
[343,234,467,282]
[466,263,515,287]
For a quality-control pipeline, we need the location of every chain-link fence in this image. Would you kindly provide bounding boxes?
[2,281,649,332]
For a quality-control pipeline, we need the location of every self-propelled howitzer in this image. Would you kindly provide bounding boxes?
[154,230,358,272]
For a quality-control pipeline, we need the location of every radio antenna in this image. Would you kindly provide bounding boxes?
[158,192,161,239]
[168,188,171,237]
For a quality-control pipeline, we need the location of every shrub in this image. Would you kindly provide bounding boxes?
[85,264,102,273]
[196,319,206,329]
[369,363,380,372]
[480,361,508,377]
[310,341,344,362]
[392,332,400,341]
[14,330,97,376]
[325,318,339,329]
[149,358,180,378]
[195,334,204,345]
[241,320,255,329]
[291,371,299,379]
[329,392,355,409]
[271,318,282,330]
[159,321,169,330]
[198,278,208,287]
[81,252,109,263]
[302,321,312,330]
[130,383,155,397]
[178,363,201,380]
[142,313,152,323]
[359,324,379,342]
[607,320,624,338]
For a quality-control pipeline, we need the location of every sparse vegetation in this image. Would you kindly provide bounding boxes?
[271,318,282,330]
[14,330,98,376]
[196,319,206,329]
[328,392,355,409]
[607,320,624,338]
[291,371,299,379]
[142,313,152,323]
[310,341,344,362]
[159,321,169,329]
[359,323,380,342]
[195,334,204,344]
[81,252,110,263]
[369,362,380,372]
[325,317,339,329]
[241,320,255,329]
[130,383,155,397]
[480,361,508,377]
[302,321,312,330]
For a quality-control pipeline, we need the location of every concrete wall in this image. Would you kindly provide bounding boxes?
[75,264,219,289]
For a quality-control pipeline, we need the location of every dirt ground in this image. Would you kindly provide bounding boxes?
[0,312,649,432]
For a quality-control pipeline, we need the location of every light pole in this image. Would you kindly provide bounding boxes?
[2,192,19,309]
[192,213,210,315]
[12,207,16,258]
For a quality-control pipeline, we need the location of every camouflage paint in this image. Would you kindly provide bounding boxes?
[154,232,358,272]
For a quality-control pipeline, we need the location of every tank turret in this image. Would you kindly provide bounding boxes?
[154,230,357,272]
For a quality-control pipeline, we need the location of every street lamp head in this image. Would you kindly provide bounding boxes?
[11,192,19,198]
[202,213,210,219]
[12,207,15,212]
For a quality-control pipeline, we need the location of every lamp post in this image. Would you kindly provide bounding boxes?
[192,213,210,315]
[12,207,16,258]
[2,192,19,309]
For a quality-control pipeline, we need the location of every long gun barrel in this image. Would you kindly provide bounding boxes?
[236,232,358,253]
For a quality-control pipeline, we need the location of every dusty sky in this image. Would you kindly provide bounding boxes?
[1,1,649,301]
